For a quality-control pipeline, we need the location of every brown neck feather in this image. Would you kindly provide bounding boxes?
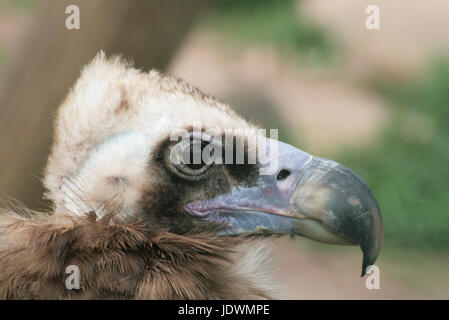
[0,211,275,299]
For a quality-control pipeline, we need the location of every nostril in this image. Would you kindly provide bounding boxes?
[277,169,291,181]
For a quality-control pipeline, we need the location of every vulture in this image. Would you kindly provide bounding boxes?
[0,52,383,299]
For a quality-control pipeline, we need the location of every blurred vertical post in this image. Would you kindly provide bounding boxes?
[0,0,206,209]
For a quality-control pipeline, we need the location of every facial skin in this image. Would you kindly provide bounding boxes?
[142,129,260,234]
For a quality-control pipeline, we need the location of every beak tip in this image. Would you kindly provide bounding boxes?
[361,257,371,277]
[360,227,383,277]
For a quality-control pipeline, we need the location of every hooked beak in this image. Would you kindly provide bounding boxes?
[185,139,383,276]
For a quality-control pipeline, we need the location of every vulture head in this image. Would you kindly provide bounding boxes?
[5,52,382,299]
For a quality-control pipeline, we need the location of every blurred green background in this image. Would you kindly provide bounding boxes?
[0,0,448,298]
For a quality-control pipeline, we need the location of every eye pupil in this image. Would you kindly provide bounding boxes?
[177,139,211,175]
[187,163,206,170]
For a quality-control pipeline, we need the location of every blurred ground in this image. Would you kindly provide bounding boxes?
[1,0,448,299]
[272,237,449,299]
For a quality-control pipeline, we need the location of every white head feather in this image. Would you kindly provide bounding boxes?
[44,52,255,220]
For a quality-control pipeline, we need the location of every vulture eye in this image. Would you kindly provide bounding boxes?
[174,139,213,176]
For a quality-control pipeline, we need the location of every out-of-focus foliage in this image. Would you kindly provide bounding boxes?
[204,0,334,65]
[338,58,449,251]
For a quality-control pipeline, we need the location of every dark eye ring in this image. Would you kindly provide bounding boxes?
[175,139,212,176]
